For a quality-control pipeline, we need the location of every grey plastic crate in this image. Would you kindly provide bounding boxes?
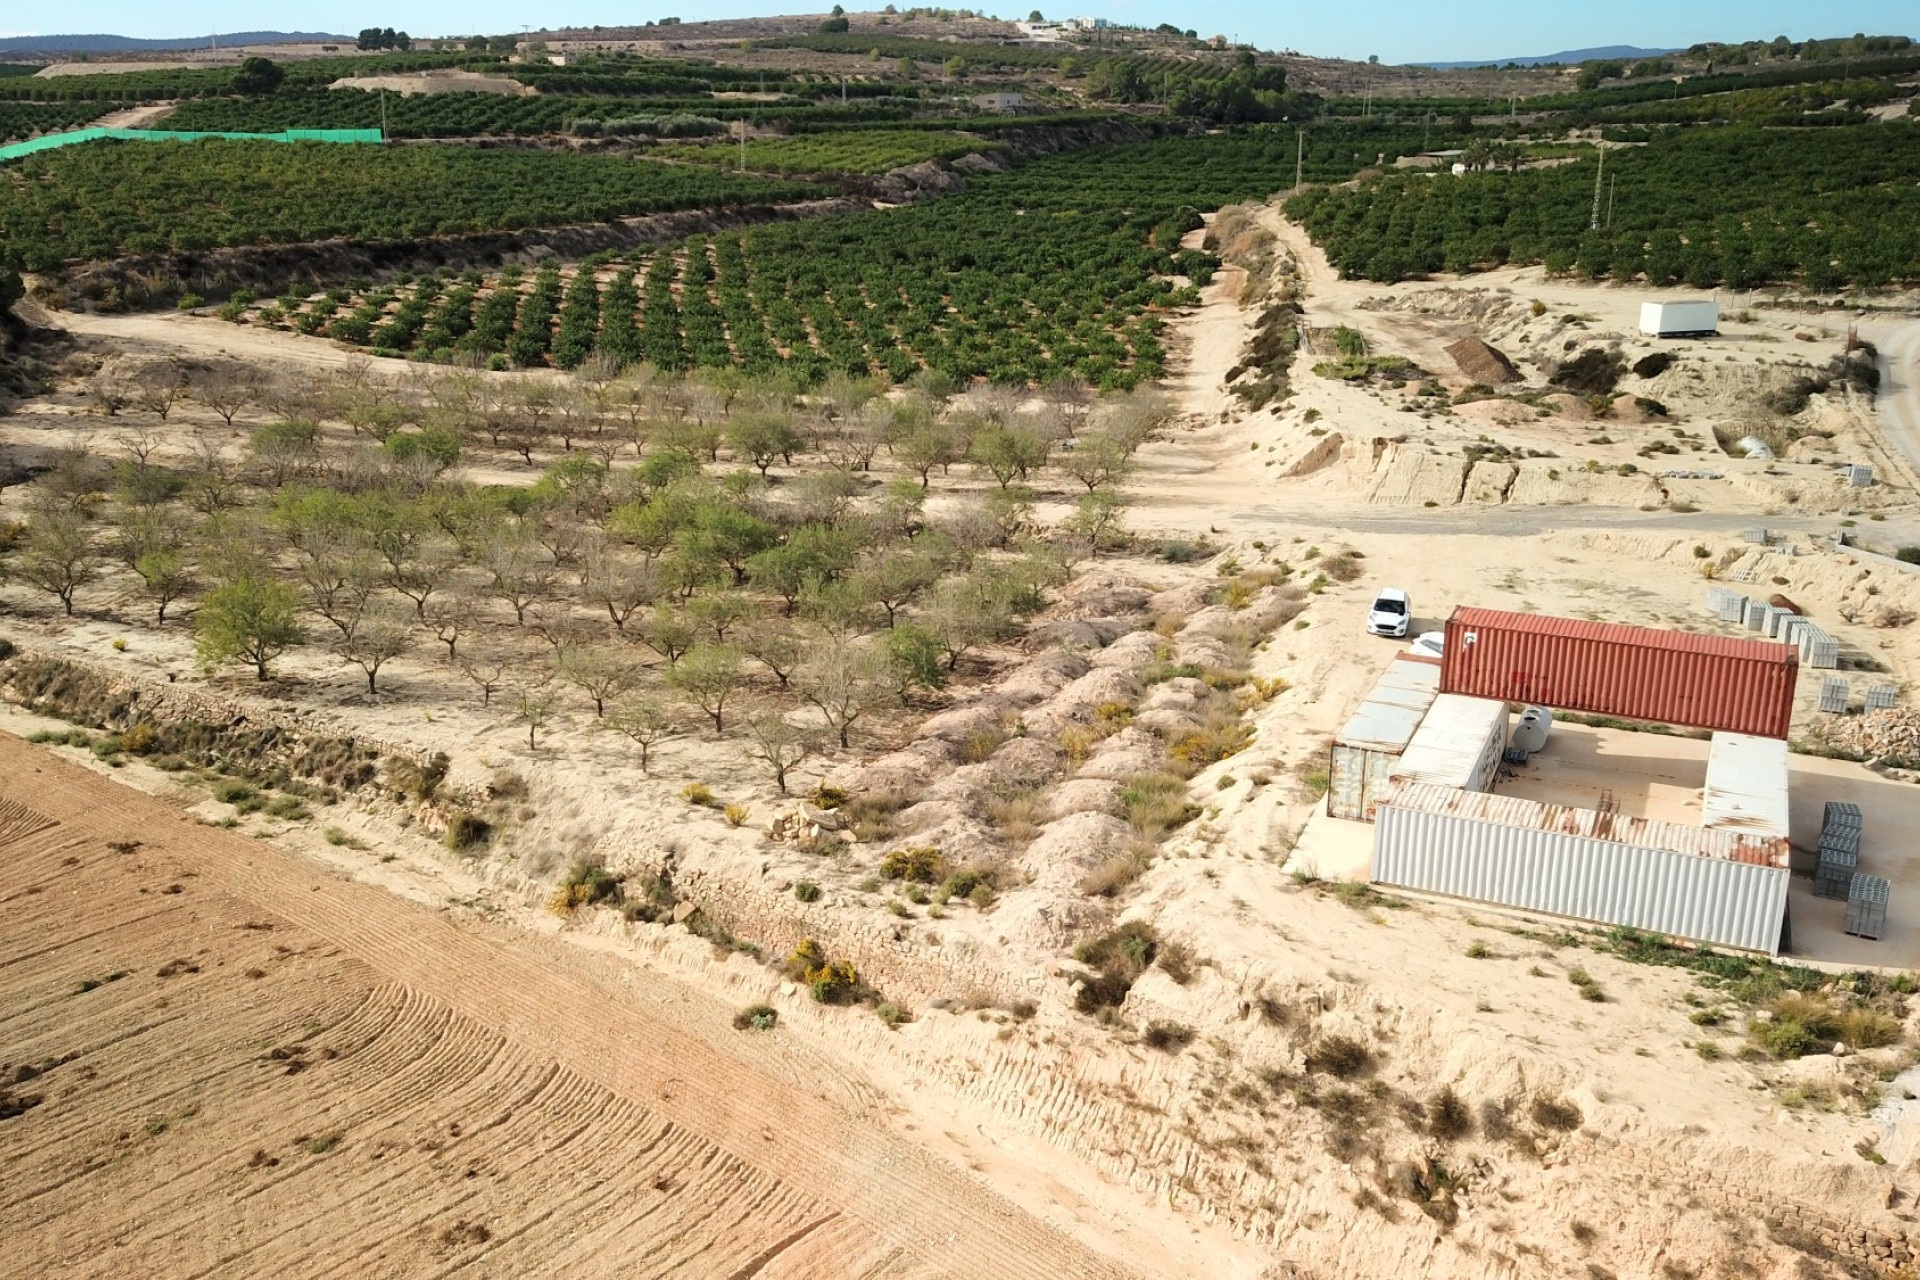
[1815,851,1859,900]
[1744,598,1768,631]
[1849,464,1875,488]
[1867,685,1898,712]
[1819,827,1862,860]
[1845,874,1889,939]
[1820,678,1850,713]
[1764,606,1792,639]
[1823,801,1863,832]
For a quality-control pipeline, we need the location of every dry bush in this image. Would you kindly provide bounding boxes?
[1428,1087,1474,1141]
[1529,1095,1583,1132]
[1073,919,1158,1012]
[1305,1035,1374,1079]
[984,791,1045,845]
[1751,992,1901,1058]
[880,846,945,884]
[1142,1020,1195,1052]
[841,792,905,842]
[1319,550,1366,583]
[1080,839,1154,897]
[1156,938,1197,984]
[959,726,1008,764]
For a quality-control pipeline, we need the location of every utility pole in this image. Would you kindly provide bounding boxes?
[1607,172,1616,228]
[1295,126,1303,190]
[1589,141,1606,231]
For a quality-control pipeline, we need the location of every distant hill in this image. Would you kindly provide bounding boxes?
[1414,45,1681,70]
[0,32,346,55]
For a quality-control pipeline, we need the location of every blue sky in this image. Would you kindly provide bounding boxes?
[8,2,1914,65]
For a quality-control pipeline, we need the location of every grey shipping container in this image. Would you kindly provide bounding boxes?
[1372,799,1789,955]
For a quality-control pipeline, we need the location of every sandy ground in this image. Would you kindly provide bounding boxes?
[0,733,1170,1279]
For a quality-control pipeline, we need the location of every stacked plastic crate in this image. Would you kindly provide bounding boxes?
[1815,802,1862,900]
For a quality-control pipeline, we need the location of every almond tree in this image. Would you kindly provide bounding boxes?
[668,643,744,733]
[10,509,102,616]
[602,695,677,773]
[743,706,817,794]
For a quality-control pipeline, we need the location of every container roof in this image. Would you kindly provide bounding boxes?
[1446,607,1793,665]
[1335,657,1441,753]
[1701,732,1791,840]
[1391,694,1508,789]
[1379,781,1789,869]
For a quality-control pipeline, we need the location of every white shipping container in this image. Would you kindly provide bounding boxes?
[1639,300,1719,337]
[1328,657,1442,821]
[1373,800,1789,955]
[1701,732,1790,841]
[1389,693,1508,794]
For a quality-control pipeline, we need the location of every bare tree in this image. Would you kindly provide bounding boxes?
[423,593,476,662]
[186,433,245,515]
[484,533,553,624]
[795,644,892,748]
[337,606,413,694]
[667,643,744,733]
[509,675,560,751]
[638,604,697,666]
[10,509,101,615]
[738,619,805,689]
[114,427,163,468]
[192,361,261,427]
[458,645,511,707]
[582,544,657,632]
[557,644,642,717]
[86,375,130,417]
[743,706,817,794]
[602,694,676,773]
[132,362,186,421]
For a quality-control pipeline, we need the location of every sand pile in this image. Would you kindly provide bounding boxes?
[1445,335,1521,384]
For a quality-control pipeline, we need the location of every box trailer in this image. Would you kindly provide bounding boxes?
[1639,300,1719,338]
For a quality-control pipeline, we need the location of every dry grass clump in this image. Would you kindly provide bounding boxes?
[1428,1087,1474,1141]
[1168,717,1254,771]
[959,726,1009,764]
[1318,549,1366,583]
[1749,992,1901,1059]
[840,792,905,842]
[984,789,1045,844]
[1079,838,1155,898]
[1529,1095,1583,1132]
[1156,938,1197,985]
[1118,772,1200,839]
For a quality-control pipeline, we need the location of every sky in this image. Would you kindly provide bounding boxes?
[7,2,1915,66]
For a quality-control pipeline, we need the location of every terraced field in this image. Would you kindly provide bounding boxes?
[0,737,1135,1279]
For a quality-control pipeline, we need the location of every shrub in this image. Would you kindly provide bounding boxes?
[809,784,849,809]
[549,859,622,914]
[938,866,995,905]
[265,795,310,821]
[880,846,945,884]
[723,803,751,828]
[1073,920,1158,1012]
[1305,1035,1373,1079]
[682,782,718,807]
[1142,1020,1195,1052]
[794,880,822,903]
[1751,992,1901,1058]
[876,1001,908,1028]
[1530,1095,1583,1131]
[733,1003,779,1030]
[1465,941,1491,959]
[1428,1087,1473,1140]
[1156,939,1196,984]
[1692,544,1711,559]
[212,780,258,805]
[784,937,859,1003]
[444,812,492,851]
[1897,547,1920,566]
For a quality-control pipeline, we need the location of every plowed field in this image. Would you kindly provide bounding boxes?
[0,736,1136,1279]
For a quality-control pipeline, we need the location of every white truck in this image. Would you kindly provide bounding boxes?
[1638,300,1719,338]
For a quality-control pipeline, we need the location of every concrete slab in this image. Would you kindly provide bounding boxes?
[1284,809,1375,883]
[1496,723,1710,825]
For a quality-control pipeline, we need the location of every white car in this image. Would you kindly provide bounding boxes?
[1408,630,1444,658]
[1366,588,1411,638]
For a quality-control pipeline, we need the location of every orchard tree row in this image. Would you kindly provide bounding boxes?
[0,140,820,268]
[1285,123,1920,289]
[0,359,1160,786]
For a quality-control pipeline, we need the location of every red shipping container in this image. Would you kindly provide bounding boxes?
[1441,608,1797,739]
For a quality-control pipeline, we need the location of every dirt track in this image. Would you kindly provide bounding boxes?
[0,735,1139,1279]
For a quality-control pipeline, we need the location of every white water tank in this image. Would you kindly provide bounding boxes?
[1639,300,1719,338]
[1511,706,1553,754]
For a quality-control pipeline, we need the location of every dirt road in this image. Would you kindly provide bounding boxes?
[1866,317,1920,488]
[0,735,1142,1279]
